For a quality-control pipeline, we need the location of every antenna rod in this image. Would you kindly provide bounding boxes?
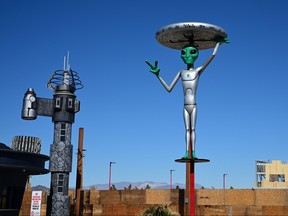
[63,56,66,71]
[63,51,70,85]
[67,51,70,70]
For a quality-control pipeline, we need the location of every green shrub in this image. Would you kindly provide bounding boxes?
[141,204,179,216]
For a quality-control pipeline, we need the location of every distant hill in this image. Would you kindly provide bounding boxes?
[32,181,203,191]
[84,181,202,190]
[84,181,185,190]
[32,185,49,192]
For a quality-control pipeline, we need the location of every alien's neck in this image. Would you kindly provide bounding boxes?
[187,64,194,70]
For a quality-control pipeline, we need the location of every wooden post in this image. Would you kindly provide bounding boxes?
[75,128,84,216]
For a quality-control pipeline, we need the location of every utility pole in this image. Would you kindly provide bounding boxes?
[223,174,227,189]
[109,162,116,190]
[75,128,84,216]
[170,169,175,189]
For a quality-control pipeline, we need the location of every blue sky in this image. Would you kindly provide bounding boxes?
[1,0,288,189]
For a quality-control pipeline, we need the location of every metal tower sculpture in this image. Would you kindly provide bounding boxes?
[21,53,83,215]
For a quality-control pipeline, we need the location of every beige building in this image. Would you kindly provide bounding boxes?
[255,160,288,188]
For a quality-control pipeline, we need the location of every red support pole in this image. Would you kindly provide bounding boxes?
[189,128,195,216]
[190,161,195,216]
[178,130,209,215]
[185,163,190,215]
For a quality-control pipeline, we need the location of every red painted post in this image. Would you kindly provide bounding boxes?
[190,133,195,216]
[190,161,195,216]
[177,131,209,215]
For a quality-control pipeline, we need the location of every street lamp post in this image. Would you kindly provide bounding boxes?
[170,170,175,189]
[109,162,116,190]
[223,174,227,189]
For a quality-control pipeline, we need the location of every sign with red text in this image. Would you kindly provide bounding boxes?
[30,191,42,216]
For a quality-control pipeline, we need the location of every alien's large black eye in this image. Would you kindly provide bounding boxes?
[181,50,186,55]
[190,50,197,54]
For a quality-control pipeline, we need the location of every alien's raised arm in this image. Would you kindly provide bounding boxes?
[199,42,220,75]
[146,60,181,93]
[158,72,181,93]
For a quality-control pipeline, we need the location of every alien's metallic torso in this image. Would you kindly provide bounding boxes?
[181,68,201,106]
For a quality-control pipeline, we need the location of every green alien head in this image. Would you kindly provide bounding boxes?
[181,44,199,65]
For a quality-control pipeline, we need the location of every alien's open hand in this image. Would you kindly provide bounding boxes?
[145,60,160,77]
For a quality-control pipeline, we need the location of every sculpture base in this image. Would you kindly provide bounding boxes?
[175,158,210,163]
